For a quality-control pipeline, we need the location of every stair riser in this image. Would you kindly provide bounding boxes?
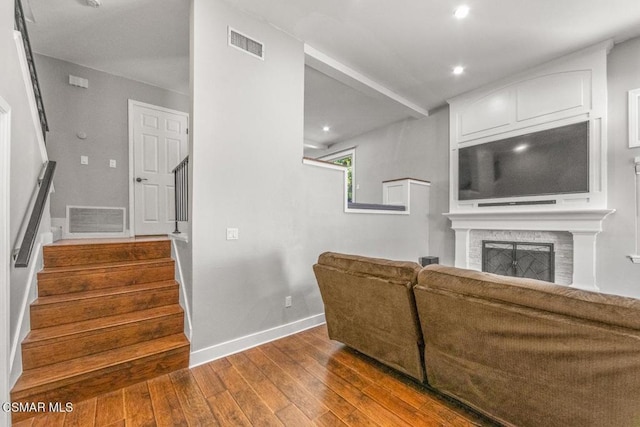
[37,262,175,296]
[43,241,171,268]
[30,286,179,329]
[11,345,189,423]
[23,312,184,370]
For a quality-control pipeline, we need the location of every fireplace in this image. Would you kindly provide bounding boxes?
[444,209,615,290]
[482,241,554,282]
[470,230,571,284]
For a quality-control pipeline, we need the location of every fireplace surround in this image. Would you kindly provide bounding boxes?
[445,209,615,291]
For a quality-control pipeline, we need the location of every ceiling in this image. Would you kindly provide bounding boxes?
[226,0,640,112]
[26,0,190,94]
[304,66,412,147]
[24,0,640,143]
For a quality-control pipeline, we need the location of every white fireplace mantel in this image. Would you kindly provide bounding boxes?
[444,209,615,291]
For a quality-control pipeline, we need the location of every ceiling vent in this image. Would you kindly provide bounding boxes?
[228,27,264,60]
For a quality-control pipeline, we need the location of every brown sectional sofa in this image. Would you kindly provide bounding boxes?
[314,252,640,427]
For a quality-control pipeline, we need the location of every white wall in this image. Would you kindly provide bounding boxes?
[0,97,11,427]
[34,54,190,225]
[0,4,12,416]
[311,108,454,265]
[190,0,430,356]
[0,4,52,390]
[598,36,640,297]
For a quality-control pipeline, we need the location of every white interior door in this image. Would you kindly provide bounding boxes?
[130,101,188,236]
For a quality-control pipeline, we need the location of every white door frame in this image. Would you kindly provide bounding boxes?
[128,100,189,237]
[0,96,12,426]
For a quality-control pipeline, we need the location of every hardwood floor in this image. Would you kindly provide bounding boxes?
[14,325,498,426]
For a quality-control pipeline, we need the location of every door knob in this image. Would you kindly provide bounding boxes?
[136,177,148,182]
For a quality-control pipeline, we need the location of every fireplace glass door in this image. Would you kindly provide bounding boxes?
[482,241,555,283]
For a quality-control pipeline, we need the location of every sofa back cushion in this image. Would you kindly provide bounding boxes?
[314,252,424,381]
[414,265,640,427]
[418,264,640,329]
[317,251,421,283]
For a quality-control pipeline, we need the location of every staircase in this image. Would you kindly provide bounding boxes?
[10,237,190,422]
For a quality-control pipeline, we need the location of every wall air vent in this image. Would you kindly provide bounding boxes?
[228,27,264,60]
[67,206,126,236]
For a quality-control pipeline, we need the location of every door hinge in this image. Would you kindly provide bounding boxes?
[186,128,189,135]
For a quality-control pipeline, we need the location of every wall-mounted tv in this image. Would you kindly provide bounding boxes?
[458,121,589,201]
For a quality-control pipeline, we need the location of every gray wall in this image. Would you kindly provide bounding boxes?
[598,36,640,297]
[34,54,190,223]
[311,108,453,265]
[191,0,430,353]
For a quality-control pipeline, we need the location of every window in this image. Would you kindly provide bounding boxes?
[319,148,355,202]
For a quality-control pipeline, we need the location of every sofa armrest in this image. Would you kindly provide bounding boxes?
[313,252,425,381]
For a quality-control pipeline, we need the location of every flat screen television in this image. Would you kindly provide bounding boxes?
[458,121,589,201]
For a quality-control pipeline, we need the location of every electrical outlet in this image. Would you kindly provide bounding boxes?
[109,159,117,168]
[80,155,88,165]
[226,228,239,240]
[285,296,292,308]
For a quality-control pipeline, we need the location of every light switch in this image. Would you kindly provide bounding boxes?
[80,156,88,165]
[226,228,239,240]
[109,159,117,168]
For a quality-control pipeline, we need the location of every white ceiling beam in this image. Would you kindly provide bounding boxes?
[303,140,329,150]
[304,44,429,119]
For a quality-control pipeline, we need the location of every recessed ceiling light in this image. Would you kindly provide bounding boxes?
[454,5,470,19]
[86,0,102,7]
[514,144,529,153]
[322,126,330,132]
[453,66,465,75]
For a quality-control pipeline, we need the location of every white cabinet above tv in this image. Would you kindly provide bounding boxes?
[447,40,611,212]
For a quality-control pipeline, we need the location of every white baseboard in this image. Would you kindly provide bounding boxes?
[10,235,46,387]
[189,313,326,368]
[170,239,193,341]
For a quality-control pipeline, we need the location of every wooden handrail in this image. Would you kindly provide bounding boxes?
[382,177,431,184]
[14,0,48,141]
[15,161,56,268]
[172,156,188,233]
[171,156,189,174]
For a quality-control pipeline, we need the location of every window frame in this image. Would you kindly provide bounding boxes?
[318,148,356,202]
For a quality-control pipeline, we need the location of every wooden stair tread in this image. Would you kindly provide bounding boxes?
[48,236,170,246]
[12,333,189,397]
[44,238,170,251]
[38,257,174,276]
[43,239,171,268]
[32,280,177,306]
[13,237,189,416]
[24,304,184,344]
